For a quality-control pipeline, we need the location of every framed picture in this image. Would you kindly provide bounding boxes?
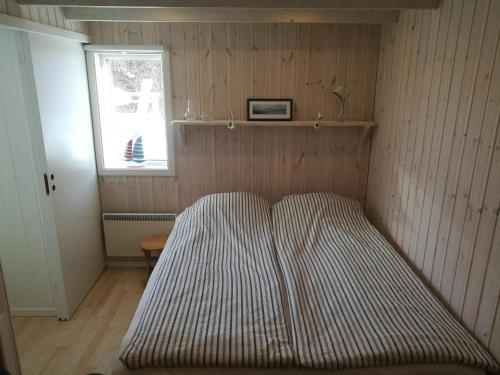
[247,99,293,121]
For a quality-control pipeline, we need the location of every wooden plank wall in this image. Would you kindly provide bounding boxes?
[89,22,380,213]
[0,0,88,33]
[366,0,500,360]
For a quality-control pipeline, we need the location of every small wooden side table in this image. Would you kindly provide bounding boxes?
[140,235,168,281]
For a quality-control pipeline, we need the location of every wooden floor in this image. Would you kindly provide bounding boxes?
[13,268,145,375]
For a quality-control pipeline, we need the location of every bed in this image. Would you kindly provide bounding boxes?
[117,192,498,374]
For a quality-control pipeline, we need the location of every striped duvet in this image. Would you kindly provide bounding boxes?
[120,192,498,373]
[273,193,498,372]
[120,193,294,369]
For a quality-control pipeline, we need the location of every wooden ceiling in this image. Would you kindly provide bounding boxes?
[63,8,402,23]
[15,0,441,7]
[15,0,441,22]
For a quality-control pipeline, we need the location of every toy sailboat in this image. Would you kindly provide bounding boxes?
[132,136,145,165]
[123,139,133,161]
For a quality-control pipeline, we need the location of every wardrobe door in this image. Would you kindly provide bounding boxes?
[29,33,105,319]
[0,28,56,316]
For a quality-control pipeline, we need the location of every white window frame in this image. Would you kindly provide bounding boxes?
[84,45,175,176]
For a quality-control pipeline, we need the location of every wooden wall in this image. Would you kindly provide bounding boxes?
[89,22,380,213]
[367,0,500,360]
[0,0,88,33]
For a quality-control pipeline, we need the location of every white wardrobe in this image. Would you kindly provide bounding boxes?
[0,25,105,320]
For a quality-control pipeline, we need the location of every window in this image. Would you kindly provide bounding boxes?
[85,46,174,175]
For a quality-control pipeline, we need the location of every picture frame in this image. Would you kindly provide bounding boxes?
[247,99,293,121]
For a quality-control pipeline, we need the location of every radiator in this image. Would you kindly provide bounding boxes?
[103,213,176,262]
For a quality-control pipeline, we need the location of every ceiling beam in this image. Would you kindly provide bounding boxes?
[0,13,89,42]
[63,7,400,23]
[16,0,441,9]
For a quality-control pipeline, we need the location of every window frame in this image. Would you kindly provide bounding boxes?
[84,45,175,176]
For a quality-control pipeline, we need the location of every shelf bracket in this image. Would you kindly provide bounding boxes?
[228,108,235,130]
[360,125,372,143]
[356,125,373,169]
[179,123,186,145]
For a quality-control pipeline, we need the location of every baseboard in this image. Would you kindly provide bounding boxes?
[11,308,56,317]
[106,256,148,268]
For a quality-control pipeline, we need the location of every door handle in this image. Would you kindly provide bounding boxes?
[43,173,50,196]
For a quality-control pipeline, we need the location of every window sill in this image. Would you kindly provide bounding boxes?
[97,168,175,177]
[98,159,175,176]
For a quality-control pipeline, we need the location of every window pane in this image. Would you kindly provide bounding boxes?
[95,53,168,170]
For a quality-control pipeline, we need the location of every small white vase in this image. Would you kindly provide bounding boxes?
[184,99,196,121]
[338,107,345,122]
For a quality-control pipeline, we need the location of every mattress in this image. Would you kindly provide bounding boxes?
[120,193,294,369]
[272,193,498,372]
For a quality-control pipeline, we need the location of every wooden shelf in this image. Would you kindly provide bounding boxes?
[172,120,376,128]
[173,120,375,147]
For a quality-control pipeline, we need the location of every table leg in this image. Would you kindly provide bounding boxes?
[145,251,152,277]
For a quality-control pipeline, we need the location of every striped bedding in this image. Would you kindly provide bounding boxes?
[120,192,294,369]
[272,193,498,372]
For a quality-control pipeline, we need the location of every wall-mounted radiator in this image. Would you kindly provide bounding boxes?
[103,213,176,265]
